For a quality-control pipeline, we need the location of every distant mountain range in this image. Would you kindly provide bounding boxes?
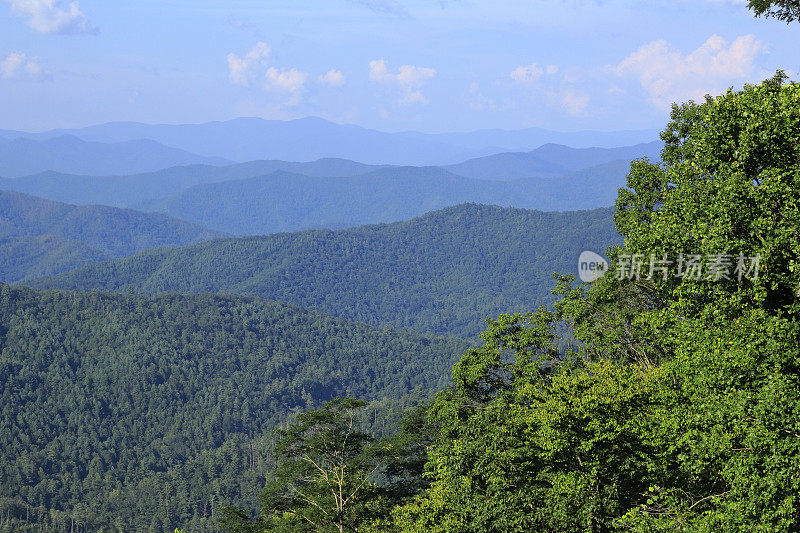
[0,135,231,177]
[0,116,659,166]
[0,190,225,282]
[444,141,662,180]
[130,161,631,235]
[28,203,620,338]
[0,140,657,234]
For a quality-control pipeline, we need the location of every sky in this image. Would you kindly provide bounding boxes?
[0,0,798,133]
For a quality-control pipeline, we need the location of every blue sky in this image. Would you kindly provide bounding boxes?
[1,0,798,133]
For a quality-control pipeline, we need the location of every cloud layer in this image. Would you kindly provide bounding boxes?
[227,42,309,105]
[616,34,766,108]
[1,51,46,80]
[227,42,271,86]
[318,69,345,87]
[5,0,97,34]
[369,59,436,104]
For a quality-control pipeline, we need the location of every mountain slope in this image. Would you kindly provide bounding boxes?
[133,167,489,234]
[131,162,631,235]
[29,204,620,338]
[0,135,230,177]
[16,117,487,165]
[0,283,468,531]
[444,141,662,180]
[3,117,658,165]
[0,158,386,208]
[0,144,647,213]
[0,190,226,282]
[528,141,662,172]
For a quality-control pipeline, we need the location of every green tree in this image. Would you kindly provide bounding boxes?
[747,0,800,22]
[393,312,675,532]
[222,398,384,533]
[395,74,800,531]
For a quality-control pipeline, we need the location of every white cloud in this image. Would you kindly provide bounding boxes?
[399,90,427,105]
[369,59,436,105]
[1,51,46,80]
[368,59,389,82]
[616,34,766,109]
[227,42,309,106]
[265,67,306,93]
[265,67,308,105]
[5,0,97,34]
[369,59,435,87]
[395,64,436,86]
[560,90,590,115]
[227,41,271,86]
[510,63,544,83]
[318,69,345,87]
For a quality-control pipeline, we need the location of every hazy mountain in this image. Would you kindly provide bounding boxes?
[414,126,662,152]
[0,158,386,208]
[133,167,486,234]
[0,141,647,210]
[0,190,226,282]
[130,161,631,235]
[29,204,620,338]
[0,135,231,177]
[3,118,486,165]
[528,141,662,172]
[445,152,564,180]
[444,141,662,180]
[1,117,659,165]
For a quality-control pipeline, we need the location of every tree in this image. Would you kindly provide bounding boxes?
[395,73,800,532]
[747,0,800,22]
[608,72,800,531]
[221,398,384,533]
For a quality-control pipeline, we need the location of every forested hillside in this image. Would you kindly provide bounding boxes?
[0,284,468,531]
[0,190,225,283]
[29,204,619,338]
[130,165,629,235]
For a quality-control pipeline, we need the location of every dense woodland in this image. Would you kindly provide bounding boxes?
[0,190,224,283]
[0,285,468,531]
[222,74,800,532]
[29,204,619,338]
[1,78,797,532]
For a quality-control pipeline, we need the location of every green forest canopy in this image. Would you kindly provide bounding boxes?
[0,285,468,531]
[0,189,225,283]
[27,203,619,339]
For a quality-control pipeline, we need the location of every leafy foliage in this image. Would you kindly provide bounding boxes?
[747,0,800,22]
[389,75,800,531]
